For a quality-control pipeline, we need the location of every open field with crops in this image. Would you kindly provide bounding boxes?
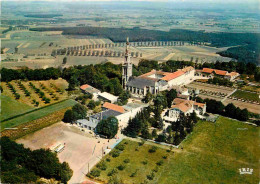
[1,28,232,69]
[1,79,68,108]
[89,117,259,184]
[1,99,77,131]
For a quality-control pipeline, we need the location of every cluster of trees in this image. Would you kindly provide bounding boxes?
[7,82,20,99]
[63,104,87,123]
[75,94,93,105]
[1,137,73,183]
[96,116,119,139]
[87,100,101,110]
[208,77,233,87]
[62,63,123,96]
[123,107,152,138]
[152,112,198,145]
[218,44,259,65]
[123,104,198,146]
[124,89,192,145]
[203,98,249,121]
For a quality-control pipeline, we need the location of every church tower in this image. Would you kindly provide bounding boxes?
[122,37,132,88]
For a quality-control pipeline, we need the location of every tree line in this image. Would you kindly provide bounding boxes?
[194,97,249,121]
[1,137,73,183]
[1,60,259,86]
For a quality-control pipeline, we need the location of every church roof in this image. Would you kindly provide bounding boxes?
[161,70,185,81]
[126,77,156,88]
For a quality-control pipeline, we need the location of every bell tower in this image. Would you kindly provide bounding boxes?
[122,37,132,88]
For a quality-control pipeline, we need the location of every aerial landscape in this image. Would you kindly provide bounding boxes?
[0,0,259,183]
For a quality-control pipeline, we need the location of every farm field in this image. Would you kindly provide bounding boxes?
[1,99,77,131]
[231,90,260,102]
[1,79,68,108]
[1,95,35,121]
[1,29,233,70]
[89,117,259,184]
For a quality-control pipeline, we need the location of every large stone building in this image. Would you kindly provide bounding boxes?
[124,66,195,97]
[195,68,239,81]
[121,38,195,97]
[164,98,206,122]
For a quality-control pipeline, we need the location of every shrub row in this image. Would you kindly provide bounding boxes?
[29,82,51,103]
[7,82,20,99]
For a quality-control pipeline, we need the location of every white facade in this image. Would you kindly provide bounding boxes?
[98,92,118,103]
[164,99,206,122]
[116,103,148,128]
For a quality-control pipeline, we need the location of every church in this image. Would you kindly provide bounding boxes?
[122,38,195,97]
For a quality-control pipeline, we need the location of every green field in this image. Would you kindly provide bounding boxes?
[1,99,77,131]
[232,90,260,102]
[91,117,259,184]
[90,139,171,184]
[1,95,35,121]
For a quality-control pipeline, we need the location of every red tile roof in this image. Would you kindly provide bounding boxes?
[171,98,206,112]
[202,68,214,74]
[80,84,89,90]
[103,102,124,113]
[194,102,206,108]
[172,101,193,113]
[161,70,185,81]
[202,68,228,76]
[213,69,228,76]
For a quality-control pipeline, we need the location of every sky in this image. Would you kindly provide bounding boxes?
[1,0,259,2]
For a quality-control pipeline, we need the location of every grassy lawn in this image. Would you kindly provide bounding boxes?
[157,116,259,184]
[231,90,260,102]
[1,99,77,131]
[1,95,35,121]
[90,117,259,184]
[90,139,171,184]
